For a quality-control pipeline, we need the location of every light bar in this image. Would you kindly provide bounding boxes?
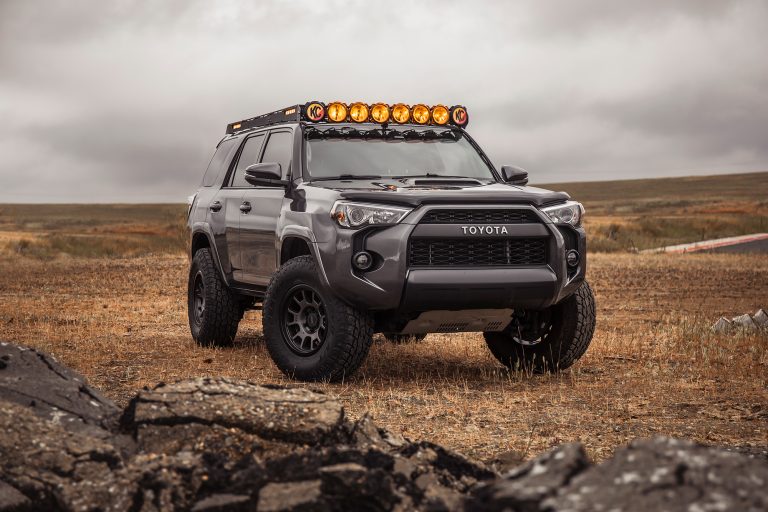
[227,102,470,133]
[304,102,469,127]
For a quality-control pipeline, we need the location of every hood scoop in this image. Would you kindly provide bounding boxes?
[400,177,484,188]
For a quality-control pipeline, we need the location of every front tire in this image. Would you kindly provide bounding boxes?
[262,256,373,382]
[484,281,596,372]
[188,248,242,347]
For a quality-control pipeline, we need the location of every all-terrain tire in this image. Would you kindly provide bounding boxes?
[484,281,596,373]
[188,248,242,347]
[262,255,373,382]
[383,333,427,344]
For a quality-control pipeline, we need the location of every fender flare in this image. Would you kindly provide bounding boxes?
[190,224,230,286]
[277,226,331,290]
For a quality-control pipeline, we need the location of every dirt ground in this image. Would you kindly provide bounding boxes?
[0,252,765,464]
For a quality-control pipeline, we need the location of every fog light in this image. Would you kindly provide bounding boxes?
[566,250,580,268]
[353,251,373,271]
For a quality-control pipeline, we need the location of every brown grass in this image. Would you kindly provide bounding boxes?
[1,252,765,463]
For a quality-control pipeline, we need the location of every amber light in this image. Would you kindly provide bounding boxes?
[371,103,390,123]
[327,102,348,122]
[349,102,369,123]
[411,104,430,124]
[392,103,410,124]
[431,105,449,125]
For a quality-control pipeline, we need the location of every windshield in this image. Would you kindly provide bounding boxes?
[304,126,495,180]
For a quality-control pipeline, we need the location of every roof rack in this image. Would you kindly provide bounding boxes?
[226,105,301,134]
[226,101,469,134]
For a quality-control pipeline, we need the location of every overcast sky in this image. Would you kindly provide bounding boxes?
[1,0,766,202]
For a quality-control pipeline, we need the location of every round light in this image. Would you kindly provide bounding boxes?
[305,102,325,122]
[349,102,369,123]
[370,103,390,124]
[450,106,468,127]
[412,104,430,124]
[392,103,410,124]
[327,102,348,122]
[353,251,373,271]
[431,105,449,125]
[566,250,580,268]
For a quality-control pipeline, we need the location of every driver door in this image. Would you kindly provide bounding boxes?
[237,129,293,286]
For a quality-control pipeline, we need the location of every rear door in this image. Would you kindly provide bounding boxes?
[202,138,242,276]
[238,129,293,286]
[226,132,267,282]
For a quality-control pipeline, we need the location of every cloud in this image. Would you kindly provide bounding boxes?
[0,0,766,201]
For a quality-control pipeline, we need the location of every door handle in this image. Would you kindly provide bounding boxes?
[240,201,252,213]
[209,201,222,212]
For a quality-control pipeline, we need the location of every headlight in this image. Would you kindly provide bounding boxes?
[331,202,411,228]
[541,201,585,227]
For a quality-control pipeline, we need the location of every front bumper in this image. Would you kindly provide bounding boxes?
[315,204,586,312]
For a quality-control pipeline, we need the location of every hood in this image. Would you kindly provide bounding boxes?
[306,178,569,208]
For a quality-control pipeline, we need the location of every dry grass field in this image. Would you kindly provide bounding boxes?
[0,173,766,465]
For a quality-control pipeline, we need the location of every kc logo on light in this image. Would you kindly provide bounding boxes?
[306,103,325,121]
[452,107,467,125]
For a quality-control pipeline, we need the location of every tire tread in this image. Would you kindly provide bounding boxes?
[262,256,373,382]
[188,248,241,347]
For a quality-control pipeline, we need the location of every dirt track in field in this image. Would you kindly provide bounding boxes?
[0,252,766,463]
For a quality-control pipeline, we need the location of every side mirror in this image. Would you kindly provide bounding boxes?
[244,162,286,186]
[500,165,529,186]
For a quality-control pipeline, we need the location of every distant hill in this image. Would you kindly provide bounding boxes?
[536,171,768,205]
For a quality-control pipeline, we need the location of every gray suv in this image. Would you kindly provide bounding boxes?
[187,102,596,382]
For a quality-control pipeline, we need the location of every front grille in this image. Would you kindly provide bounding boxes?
[420,209,539,224]
[409,238,547,267]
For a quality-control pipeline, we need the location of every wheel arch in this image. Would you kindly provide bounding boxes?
[190,226,229,286]
[277,227,331,290]
[280,236,312,264]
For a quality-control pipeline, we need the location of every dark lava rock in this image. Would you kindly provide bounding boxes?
[1,342,767,512]
[0,341,119,436]
[544,437,768,512]
[122,378,345,444]
[0,480,30,511]
[466,443,588,512]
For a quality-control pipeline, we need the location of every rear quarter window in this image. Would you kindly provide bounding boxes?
[201,138,238,187]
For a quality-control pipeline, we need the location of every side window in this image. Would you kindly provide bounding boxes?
[201,138,237,187]
[230,134,266,187]
[261,131,293,179]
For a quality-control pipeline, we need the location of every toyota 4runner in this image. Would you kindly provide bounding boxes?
[187,101,596,381]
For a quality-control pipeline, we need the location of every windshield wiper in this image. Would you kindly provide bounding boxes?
[311,174,382,181]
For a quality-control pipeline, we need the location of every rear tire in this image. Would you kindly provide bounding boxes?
[262,256,373,382]
[188,248,242,347]
[484,281,596,372]
[383,333,427,344]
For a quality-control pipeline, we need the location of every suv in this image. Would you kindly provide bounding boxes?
[187,101,596,382]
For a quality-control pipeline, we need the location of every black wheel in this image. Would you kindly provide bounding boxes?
[188,248,242,347]
[484,281,596,373]
[383,333,427,344]
[262,255,373,382]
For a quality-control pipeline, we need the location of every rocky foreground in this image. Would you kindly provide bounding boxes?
[1,342,766,512]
